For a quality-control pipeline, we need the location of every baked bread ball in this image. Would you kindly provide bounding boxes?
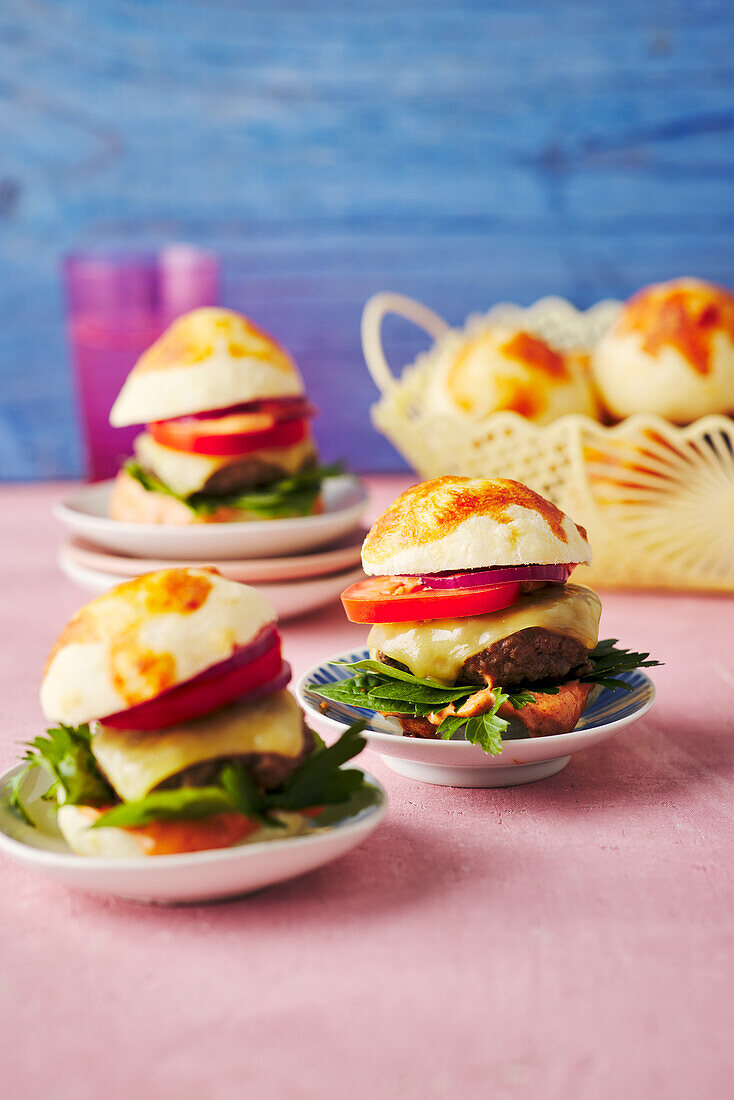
[425,325,598,423]
[361,475,592,575]
[592,278,734,422]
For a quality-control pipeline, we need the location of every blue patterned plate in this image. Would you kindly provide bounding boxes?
[297,649,656,788]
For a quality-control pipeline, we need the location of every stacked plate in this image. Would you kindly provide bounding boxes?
[55,474,369,619]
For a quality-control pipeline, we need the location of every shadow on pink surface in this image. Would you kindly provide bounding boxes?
[35,713,733,923]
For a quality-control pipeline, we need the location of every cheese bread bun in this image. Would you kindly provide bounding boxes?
[41,568,277,726]
[426,326,597,424]
[361,476,592,577]
[110,307,304,427]
[56,803,308,858]
[592,278,734,422]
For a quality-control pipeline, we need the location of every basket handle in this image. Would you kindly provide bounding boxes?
[361,292,450,393]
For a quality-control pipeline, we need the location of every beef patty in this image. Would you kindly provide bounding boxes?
[378,627,592,689]
[202,446,317,497]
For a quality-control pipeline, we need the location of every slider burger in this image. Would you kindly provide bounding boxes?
[10,568,369,857]
[109,307,338,524]
[314,477,657,753]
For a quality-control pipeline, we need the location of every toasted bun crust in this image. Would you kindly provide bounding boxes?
[56,804,307,857]
[425,325,598,423]
[592,278,734,422]
[40,568,276,724]
[110,308,304,426]
[361,477,591,575]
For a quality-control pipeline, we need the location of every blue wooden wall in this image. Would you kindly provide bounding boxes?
[2,0,734,478]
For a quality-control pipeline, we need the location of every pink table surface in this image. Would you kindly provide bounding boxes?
[1,477,733,1100]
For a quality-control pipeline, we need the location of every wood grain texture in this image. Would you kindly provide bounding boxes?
[1,0,733,477]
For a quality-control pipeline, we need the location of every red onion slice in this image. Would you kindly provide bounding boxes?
[180,397,316,423]
[233,660,292,704]
[187,623,279,684]
[99,623,282,725]
[416,564,571,589]
[99,628,290,730]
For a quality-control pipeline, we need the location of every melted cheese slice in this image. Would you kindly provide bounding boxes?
[92,690,305,802]
[135,431,316,497]
[367,583,601,685]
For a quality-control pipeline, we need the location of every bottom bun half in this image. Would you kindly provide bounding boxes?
[57,804,309,858]
[109,469,326,525]
[109,470,246,525]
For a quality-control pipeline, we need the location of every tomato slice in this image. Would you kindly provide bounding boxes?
[100,639,286,730]
[150,417,308,456]
[341,576,522,624]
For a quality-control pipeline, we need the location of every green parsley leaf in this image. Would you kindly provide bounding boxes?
[581,640,661,691]
[123,461,181,502]
[219,761,284,828]
[8,766,38,826]
[9,724,114,823]
[437,689,510,755]
[93,786,232,829]
[506,691,536,710]
[270,722,368,811]
[308,783,382,827]
[316,660,477,716]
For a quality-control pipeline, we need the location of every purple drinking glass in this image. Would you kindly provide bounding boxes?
[64,246,219,481]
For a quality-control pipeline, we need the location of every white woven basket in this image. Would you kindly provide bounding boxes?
[362,292,734,592]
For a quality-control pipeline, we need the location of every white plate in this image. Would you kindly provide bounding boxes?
[64,528,367,583]
[297,648,657,787]
[0,765,386,904]
[54,475,369,560]
[58,547,364,621]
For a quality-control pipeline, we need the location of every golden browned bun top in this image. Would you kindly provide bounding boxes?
[110,308,304,426]
[592,278,734,422]
[425,325,597,424]
[40,568,277,724]
[616,278,734,374]
[361,476,591,575]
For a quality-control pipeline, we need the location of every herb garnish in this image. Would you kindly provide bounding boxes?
[9,721,375,831]
[92,721,370,830]
[310,641,660,755]
[125,459,343,519]
[9,724,114,824]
